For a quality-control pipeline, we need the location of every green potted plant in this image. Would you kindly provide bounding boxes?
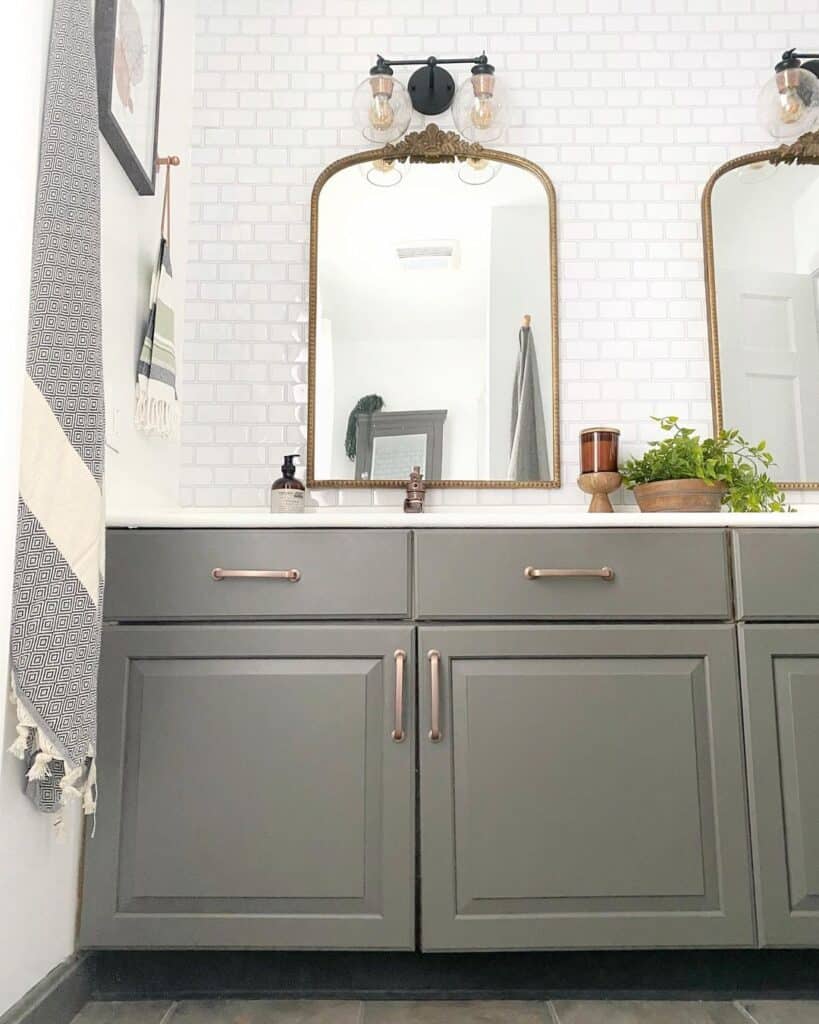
[621,416,789,513]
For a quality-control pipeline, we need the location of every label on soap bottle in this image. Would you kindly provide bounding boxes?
[271,488,305,513]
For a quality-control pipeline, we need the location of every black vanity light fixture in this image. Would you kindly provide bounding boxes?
[759,49,819,140]
[353,52,508,145]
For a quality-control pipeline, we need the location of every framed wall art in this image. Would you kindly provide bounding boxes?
[95,0,165,196]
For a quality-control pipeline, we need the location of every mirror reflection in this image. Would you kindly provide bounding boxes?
[310,156,557,486]
[709,159,819,484]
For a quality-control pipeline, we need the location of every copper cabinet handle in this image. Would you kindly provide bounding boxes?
[212,568,301,582]
[428,649,442,742]
[391,649,406,743]
[524,566,614,581]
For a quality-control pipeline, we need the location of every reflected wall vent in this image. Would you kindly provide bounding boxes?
[395,240,460,270]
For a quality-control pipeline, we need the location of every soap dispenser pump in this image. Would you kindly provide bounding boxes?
[271,454,305,513]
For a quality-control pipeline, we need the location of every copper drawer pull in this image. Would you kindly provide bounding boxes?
[392,649,406,743]
[212,568,301,582]
[524,566,614,581]
[428,649,442,742]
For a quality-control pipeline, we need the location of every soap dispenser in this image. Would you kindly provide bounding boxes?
[270,454,306,513]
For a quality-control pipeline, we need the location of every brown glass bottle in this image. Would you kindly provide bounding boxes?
[271,454,305,513]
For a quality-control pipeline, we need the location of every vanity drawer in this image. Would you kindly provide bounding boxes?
[733,529,819,620]
[104,529,411,620]
[415,529,731,620]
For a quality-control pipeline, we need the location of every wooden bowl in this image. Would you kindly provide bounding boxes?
[633,479,727,513]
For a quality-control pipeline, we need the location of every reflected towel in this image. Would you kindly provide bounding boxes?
[508,324,550,482]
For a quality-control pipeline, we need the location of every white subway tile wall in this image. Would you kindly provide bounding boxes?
[183,0,819,508]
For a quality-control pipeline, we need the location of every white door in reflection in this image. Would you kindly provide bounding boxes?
[710,160,819,483]
[718,270,819,481]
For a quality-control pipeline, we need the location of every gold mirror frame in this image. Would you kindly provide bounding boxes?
[306,124,560,489]
[702,130,819,490]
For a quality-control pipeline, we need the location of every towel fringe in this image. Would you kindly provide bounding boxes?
[134,382,179,439]
[27,751,54,781]
[9,724,31,760]
[8,684,97,815]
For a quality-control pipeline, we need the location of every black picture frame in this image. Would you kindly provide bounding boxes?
[354,410,447,482]
[95,0,165,196]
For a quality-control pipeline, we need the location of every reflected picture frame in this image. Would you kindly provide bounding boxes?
[354,410,448,482]
[95,0,165,196]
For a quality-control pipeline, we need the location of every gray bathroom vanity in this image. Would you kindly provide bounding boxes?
[80,520,819,954]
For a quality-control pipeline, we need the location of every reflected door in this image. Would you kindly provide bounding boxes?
[718,269,819,480]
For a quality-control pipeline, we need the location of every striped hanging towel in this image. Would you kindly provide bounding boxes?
[9,0,103,816]
[135,165,178,436]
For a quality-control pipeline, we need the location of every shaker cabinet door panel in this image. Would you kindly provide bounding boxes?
[418,625,754,951]
[741,625,819,946]
[80,624,415,949]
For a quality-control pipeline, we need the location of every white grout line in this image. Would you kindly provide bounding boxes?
[545,1001,561,1024]
[158,1000,179,1024]
[733,1001,761,1024]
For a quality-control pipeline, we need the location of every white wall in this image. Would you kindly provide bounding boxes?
[103,2,196,512]
[711,164,814,276]
[0,2,195,1014]
[793,174,819,275]
[184,0,819,507]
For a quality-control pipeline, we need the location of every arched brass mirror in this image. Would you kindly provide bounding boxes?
[307,125,559,489]
[703,130,819,489]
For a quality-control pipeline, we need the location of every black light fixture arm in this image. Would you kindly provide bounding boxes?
[776,48,819,76]
[372,53,492,72]
[369,52,494,117]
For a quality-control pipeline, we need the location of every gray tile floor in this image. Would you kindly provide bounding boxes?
[69,1000,819,1024]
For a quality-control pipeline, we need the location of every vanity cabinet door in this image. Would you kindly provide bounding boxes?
[80,624,415,949]
[418,625,754,951]
[741,625,819,946]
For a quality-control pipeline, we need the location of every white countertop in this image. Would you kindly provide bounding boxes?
[106,505,819,529]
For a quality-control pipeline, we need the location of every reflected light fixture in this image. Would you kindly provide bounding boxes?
[354,53,506,143]
[360,157,407,188]
[457,156,501,186]
[759,49,819,140]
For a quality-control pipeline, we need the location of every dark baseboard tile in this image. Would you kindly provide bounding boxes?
[91,950,819,1002]
[0,953,94,1024]
[7,950,819,1014]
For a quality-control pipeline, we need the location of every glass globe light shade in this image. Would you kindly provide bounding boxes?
[457,156,500,186]
[353,73,412,144]
[451,69,509,143]
[358,157,408,188]
[758,66,819,140]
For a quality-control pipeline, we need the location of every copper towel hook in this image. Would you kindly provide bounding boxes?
[155,156,181,246]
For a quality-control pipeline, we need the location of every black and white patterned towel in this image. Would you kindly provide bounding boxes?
[8,0,103,815]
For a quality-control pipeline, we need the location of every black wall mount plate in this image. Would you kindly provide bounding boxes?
[408,64,456,115]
